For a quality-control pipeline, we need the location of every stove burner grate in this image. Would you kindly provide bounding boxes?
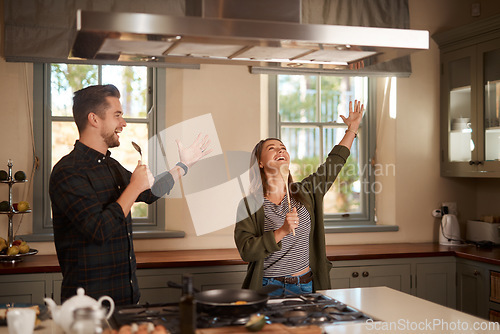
[111,293,373,332]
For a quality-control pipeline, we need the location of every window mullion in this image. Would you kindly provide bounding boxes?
[317,77,323,160]
[98,66,103,84]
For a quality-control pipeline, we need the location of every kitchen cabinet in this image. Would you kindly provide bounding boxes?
[490,270,500,321]
[415,258,456,308]
[0,273,61,305]
[136,265,248,304]
[331,257,457,308]
[136,268,183,304]
[330,259,411,294]
[0,266,248,306]
[456,259,489,319]
[433,15,500,177]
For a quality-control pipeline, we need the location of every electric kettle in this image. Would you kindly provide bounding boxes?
[439,214,461,245]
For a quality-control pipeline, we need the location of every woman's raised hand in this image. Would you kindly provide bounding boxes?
[340,100,364,132]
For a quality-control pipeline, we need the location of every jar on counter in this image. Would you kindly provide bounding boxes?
[69,307,112,334]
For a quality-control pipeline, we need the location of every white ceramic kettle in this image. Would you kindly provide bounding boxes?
[44,287,115,333]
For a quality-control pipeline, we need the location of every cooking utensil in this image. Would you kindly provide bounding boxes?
[195,289,268,317]
[131,141,142,163]
[279,164,294,236]
[166,282,279,317]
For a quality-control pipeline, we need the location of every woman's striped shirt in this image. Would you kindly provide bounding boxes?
[262,194,311,277]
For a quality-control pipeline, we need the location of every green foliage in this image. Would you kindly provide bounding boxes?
[291,156,321,182]
[51,64,98,93]
[131,202,148,218]
[334,156,360,212]
[292,155,359,213]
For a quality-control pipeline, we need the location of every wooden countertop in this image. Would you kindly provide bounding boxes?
[1,243,500,275]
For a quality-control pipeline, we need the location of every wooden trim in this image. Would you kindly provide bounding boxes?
[489,309,500,323]
[490,270,500,303]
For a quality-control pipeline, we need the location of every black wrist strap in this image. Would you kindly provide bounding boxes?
[176,162,188,176]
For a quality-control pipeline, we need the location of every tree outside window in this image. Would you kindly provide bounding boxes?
[278,75,368,219]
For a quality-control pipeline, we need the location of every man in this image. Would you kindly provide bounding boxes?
[49,84,210,305]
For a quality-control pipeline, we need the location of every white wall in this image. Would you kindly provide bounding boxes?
[1,0,500,255]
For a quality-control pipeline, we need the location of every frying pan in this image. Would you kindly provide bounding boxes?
[167,282,279,317]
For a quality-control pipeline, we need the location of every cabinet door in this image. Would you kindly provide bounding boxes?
[194,270,247,291]
[457,262,488,319]
[50,273,63,304]
[136,271,183,304]
[358,265,411,293]
[441,46,477,176]
[0,279,46,304]
[416,262,455,308]
[330,267,361,289]
[330,265,411,293]
[478,38,500,173]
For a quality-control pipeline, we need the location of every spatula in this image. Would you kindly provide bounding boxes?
[280,164,294,236]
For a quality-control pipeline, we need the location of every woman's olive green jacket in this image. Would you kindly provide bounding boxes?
[234,145,350,291]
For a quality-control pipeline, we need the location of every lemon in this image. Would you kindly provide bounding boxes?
[17,201,30,212]
[245,314,266,332]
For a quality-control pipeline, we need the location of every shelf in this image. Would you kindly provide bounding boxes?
[0,160,35,263]
[0,179,28,185]
[0,210,32,215]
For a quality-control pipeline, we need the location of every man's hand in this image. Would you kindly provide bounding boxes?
[130,161,153,193]
[177,134,212,168]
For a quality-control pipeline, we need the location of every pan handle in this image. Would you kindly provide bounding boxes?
[167,280,200,293]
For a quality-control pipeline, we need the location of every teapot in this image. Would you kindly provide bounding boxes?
[44,287,115,333]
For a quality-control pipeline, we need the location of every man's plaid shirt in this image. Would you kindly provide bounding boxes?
[49,141,174,305]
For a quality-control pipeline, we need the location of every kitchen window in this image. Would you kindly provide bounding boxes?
[31,63,167,239]
[271,75,375,227]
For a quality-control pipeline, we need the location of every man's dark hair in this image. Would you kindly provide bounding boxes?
[73,84,121,133]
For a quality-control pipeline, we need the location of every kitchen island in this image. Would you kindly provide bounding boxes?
[1,287,497,333]
[323,287,499,333]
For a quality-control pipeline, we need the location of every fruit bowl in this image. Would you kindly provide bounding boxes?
[0,248,38,262]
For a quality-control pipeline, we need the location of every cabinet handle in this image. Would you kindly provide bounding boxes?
[469,160,484,166]
[473,270,480,276]
[352,272,359,278]
[362,271,369,277]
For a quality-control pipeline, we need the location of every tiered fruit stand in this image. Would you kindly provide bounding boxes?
[0,159,37,262]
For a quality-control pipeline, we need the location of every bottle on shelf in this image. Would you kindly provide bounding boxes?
[179,274,196,334]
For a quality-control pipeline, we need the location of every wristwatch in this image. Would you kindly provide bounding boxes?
[176,162,188,176]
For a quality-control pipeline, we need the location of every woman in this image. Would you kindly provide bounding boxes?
[234,100,364,296]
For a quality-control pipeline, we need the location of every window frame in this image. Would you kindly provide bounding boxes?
[268,75,377,228]
[30,63,170,241]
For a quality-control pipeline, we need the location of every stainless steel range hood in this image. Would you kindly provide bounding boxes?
[70,0,429,72]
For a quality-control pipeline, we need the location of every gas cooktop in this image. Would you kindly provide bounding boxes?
[111,293,373,333]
